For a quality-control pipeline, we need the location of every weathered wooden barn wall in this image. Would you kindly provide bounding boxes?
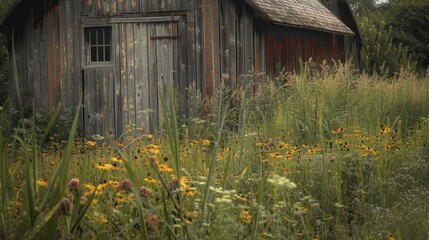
[4,0,359,139]
[205,0,265,94]
[8,0,204,138]
[263,24,346,76]
[8,0,81,112]
[325,0,361,66]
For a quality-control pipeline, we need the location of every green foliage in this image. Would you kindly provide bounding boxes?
[382,0,429,70]
[359,15,416,76]
[1,66,429,239]
[0,33,8,107]
[347,0,377,16]
[11,107,78,145]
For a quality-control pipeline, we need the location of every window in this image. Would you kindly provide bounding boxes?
[84,27,112,65]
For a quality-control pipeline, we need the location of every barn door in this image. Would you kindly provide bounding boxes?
[115,20,179,137]
[82,68,116,139]
[82,19,179,139]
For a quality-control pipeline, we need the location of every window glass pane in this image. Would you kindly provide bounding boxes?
[98,29,104,45]
[91,46,97,62]
[98,46,104,61]
[105,46,111,61]
[105,28,111,44]
[90,29,97,45]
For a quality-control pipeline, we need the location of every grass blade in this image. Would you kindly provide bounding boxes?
[40,103,62,147]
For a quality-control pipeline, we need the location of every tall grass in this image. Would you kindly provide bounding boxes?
[1,63,429,239]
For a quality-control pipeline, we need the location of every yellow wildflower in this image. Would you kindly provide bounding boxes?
[146,134,154,139]
[240,210,252,224]
[180,176,192,188]
[111,157,123,163]
[86,141,97,147]
[95,163,115,170]
[144,177,159,184]
[182,188,197,197]
[331,128,344,134]
[37,178,48,187]
[158,164,173,173]
[201,139,211,146]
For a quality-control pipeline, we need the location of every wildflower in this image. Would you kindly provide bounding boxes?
[267,174,297,189]
[380,127,392,135]
[118,179,132,192]
[37,178,48,187]
[240,209,252,224]
[57,198,71,216]
[158,164,173,173]
[86,141,97,147]
[95,215,109,223]
[139,187,153,198]
[145,215,160,232]
[201,139,211,146]
[168,177,179,190]
[67,178,82,192]
[95,163,115,170]
[84,183,104,196]
[150,156,159,165]
[115,141,124,147]
[115,192,127,203]
[144,177,158,184]
[111,157,123,163]
[180,176,192,188]
[387,234,396,240]
[182,188,197,197]
[146,134,154,139]
[92,134,104,141]
[331,128,344,134]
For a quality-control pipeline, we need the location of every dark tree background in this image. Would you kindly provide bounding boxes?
[0,0,11,107]
[325,0,428,75]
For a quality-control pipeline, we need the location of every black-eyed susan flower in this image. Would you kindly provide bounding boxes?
[331,128,344,134]
[111,156,123,163]
[240,209,252,224]
[182,188,197,197]
[95,163,115,171]
[158,164,173,173]
[144,177,158,184]
[86,141,97,147]
[37,178,48,187]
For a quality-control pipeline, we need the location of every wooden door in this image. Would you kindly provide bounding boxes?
[83,19,179,139]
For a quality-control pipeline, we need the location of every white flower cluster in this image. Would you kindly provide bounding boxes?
[267,174,297,189]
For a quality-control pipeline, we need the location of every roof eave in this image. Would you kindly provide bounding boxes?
[271,20,355,36]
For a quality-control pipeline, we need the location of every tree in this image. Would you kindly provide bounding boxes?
[348,0,377,16]
[382,0,429,70]
[359,14,416,75]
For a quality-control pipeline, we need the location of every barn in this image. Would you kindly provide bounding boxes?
[0,0,361,138]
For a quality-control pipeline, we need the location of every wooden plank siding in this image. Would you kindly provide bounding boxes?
[264,23,346,77]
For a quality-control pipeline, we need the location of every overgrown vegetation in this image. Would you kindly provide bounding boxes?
[352,0,428,74]
[1,64,428,239]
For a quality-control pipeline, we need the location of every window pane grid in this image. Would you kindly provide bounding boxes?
[85,27,112,64]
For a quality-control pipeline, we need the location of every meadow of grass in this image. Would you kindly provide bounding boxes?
[1,64,429,240]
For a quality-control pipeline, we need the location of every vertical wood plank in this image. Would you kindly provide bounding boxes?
[126,23,136,131]
[135,23,150,130]
[148,23,158,131]
[120,23,128,134]
[46,10,55,109]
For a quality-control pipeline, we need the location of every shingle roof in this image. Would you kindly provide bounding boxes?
[246,0,354,35]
